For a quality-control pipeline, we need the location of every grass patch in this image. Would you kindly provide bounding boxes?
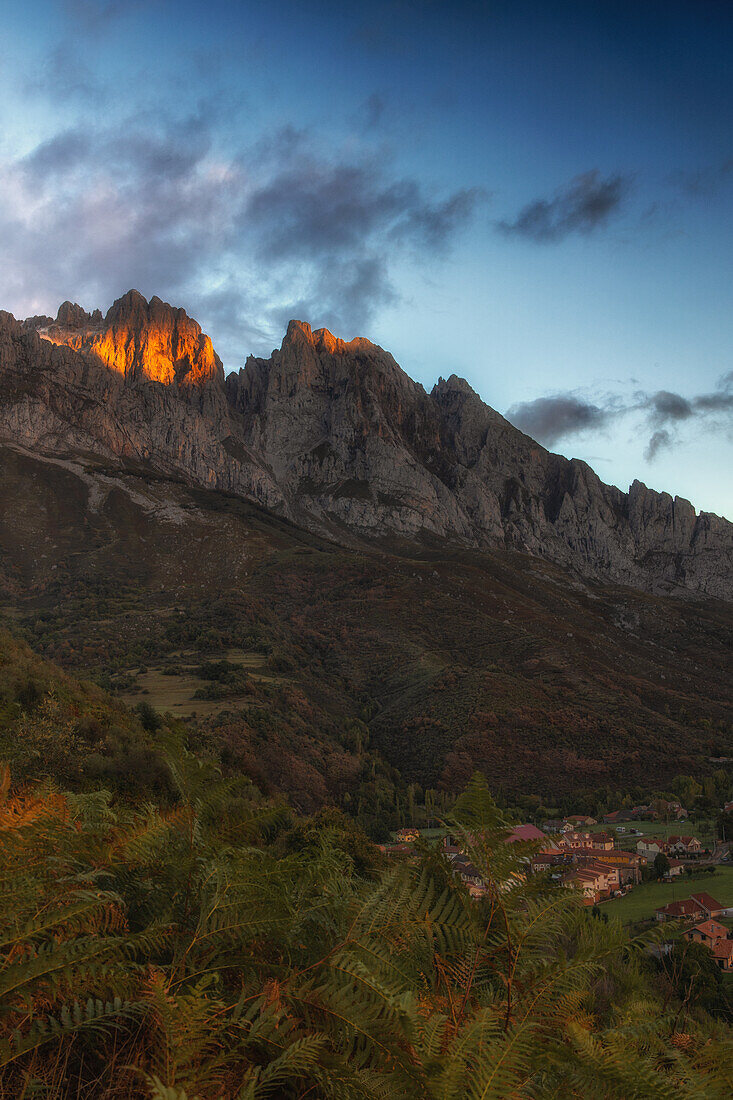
[602,865,733,923]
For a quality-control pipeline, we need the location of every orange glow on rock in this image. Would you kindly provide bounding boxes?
[39,291,223,389]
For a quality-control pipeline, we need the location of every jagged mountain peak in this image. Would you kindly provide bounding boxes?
[32,289,224,391]
[282,318,386,359]
[2,291,731,598]
[433,373,477,397]
[55,300,101,328]
[104,288,148,324]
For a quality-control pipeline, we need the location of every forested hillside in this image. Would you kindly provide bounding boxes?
[1,443,731,827]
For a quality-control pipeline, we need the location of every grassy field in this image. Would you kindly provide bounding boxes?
[601,866,733,923]
[119,648,274,717]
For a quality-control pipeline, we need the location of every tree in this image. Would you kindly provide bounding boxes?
[717,809,733,842]
[653,851,670,879]
[662,940,732,1023]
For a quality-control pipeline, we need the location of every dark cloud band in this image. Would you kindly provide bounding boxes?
[506,372,733,460]
[498,170,630,242]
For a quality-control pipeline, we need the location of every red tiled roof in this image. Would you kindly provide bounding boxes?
[505,824,546,844]
[690,892,723,912]
[712,940,733,960]
[688,920,728,942]
[657,899,703,918]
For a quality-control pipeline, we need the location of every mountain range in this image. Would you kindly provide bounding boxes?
[1,289,731,599]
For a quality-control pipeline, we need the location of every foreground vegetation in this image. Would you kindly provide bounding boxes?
[2,762,732,1100]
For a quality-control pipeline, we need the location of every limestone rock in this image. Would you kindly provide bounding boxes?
[1,293,730,599]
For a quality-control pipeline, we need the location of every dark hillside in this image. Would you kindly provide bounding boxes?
[1,441,731,812]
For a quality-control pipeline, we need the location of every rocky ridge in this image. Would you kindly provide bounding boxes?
[0,291,731,598]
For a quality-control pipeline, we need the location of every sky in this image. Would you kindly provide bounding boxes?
[1,0,732,517]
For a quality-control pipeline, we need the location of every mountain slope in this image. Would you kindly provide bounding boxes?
[1,291,731,598]
[1,440,730,812]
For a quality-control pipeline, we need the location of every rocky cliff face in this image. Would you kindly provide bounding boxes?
[1,292,731,598]
[0,296,283,510]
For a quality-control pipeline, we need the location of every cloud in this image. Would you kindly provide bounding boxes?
[694,371,733,414]
[353,93,387,131]
[648,390,693,425]
[505,372,733,461]
[498,170,630,242]
[506,394,614,446]
[0,114,482,365]
[26,43,110,104]
[671,157,733,198]
[639,379,733,459]
[645,429,672,461]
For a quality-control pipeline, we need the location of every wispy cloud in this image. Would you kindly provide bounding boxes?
[670,157,733,198]
[498,170,630,242]
[507,372,733,459]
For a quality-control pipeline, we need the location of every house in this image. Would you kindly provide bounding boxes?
[684,920,729,949]
[589,832,615,851]
[562,868,600,904]
[712,939,733,971]
[656,892,724,922]
[662,858,685,879]
[559,831,591,850]
[637,838,668,858]
[395,827,420,843]
[683,921,733,971]
[542,819,564,834]
[583,860,620,892]
[689,892,724,919]
[562,863,616,904]
[451,855,486,897]
[603,810,634,825]
[656,898,706,922]
[564,815,597,828]
[575,849,645,885]
[378,842,417,858]
[558,830,615,851]
[530,851,574,874]
[667,835,703,858]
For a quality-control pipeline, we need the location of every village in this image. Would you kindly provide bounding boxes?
[386,797,733,972]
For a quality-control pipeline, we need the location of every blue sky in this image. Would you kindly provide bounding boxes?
[1,0,731,516]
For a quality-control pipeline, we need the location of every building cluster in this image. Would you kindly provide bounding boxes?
[438,822,646,905]
[636,835,705,860]
[526,828,645,904]
[601,800,689,825]
[656,892,733,970]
